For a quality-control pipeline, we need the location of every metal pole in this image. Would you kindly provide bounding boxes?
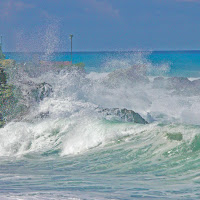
[70,34,73,64]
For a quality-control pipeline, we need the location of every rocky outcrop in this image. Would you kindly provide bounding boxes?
[30,108,148,125]
[0,113,4,128]
[0,59,16,127]
[104,65,149,88]
[0,68,7,85]
[97,108,148,124]
[152,76,200,96]
[0,45,5,60]
[153,77,192,89]
[31,82,53,102]
[0,60,15,85]
[0,84,17,127]
[0,80,53,128]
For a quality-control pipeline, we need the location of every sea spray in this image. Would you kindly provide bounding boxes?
[1,54,200,156]
[1,52,200,199]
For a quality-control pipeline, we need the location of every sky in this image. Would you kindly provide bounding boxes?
[0,0,200,51]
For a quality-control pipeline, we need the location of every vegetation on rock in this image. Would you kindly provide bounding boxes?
[0,45,5,60]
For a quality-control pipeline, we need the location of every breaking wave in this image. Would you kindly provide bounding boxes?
[1,54,200,162]
[1,52,200,199]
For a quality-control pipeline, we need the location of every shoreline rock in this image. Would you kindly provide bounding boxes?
[97,108,148,124]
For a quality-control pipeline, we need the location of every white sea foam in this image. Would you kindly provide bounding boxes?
[1,54,200,157]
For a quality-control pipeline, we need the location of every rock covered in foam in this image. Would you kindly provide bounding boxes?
[0,81,53,128]
[167,77,192,90]
[153,77,192,89]
[153,76,200,96]
[191,79,200,88]
[98,108,148,124]
[104,65,149,87]
[32,82,53,102]
[152,77,167,88]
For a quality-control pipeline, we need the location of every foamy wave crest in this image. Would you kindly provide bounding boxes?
[102,52,170,76]
[1,53,200,158]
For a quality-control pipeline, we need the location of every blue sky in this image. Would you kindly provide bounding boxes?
[0,0,200,51]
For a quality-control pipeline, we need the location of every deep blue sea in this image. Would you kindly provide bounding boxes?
[1,51,200,199]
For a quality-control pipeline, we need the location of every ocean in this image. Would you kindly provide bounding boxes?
[1,51,200,199]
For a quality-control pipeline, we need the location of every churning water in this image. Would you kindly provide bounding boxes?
[1,51,200,199]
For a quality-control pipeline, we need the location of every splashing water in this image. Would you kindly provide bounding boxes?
[1,51,200,199]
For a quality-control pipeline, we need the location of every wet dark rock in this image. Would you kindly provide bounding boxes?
[98,108,148,124]
[0,69,7,85]
[0,58,55,128]
[34,111,50,119]
[32,82,53,102]
[0,81,53,128]
[0,113,4,128]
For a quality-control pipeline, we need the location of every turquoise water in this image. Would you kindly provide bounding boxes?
[5,51,200,76]
[1,51,200,199]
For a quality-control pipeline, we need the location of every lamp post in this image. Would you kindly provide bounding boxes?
[69,34,73,64]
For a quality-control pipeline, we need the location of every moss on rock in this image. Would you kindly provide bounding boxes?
[0,45,5,60]
[0,59,18,128]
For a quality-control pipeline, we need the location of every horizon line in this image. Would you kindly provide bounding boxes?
[4,50,200,53]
